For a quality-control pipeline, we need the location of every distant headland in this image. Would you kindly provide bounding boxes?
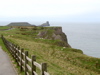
[7,21,50,27]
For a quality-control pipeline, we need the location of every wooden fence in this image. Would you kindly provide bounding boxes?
[1,35,50,75]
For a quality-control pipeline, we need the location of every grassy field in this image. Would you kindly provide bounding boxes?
[0,26,11,30]
[0,26,100,75]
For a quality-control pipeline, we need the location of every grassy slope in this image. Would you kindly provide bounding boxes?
[0,26,11,30]
[0,26,100,75]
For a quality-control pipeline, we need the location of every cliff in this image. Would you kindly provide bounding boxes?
[37,27,71,47]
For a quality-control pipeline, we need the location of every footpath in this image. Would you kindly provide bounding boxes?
[0,46,16,75]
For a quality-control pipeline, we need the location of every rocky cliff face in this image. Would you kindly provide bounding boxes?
[37,27,71,47]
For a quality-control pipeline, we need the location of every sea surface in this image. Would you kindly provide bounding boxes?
[52,24,100,58]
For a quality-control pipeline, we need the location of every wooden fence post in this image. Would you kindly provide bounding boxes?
[14,45,17,62]
[25,51,28,75]
[11,44,15,58]
[17,46,20,66]
[31,55,36,75]
[20,48,24,72]
[12,44,15,58]
[41,63,47,75]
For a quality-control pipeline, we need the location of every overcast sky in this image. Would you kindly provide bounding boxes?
[0,0,100,25]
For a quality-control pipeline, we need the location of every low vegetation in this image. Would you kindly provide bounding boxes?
[0,26,11,30]
[0,26,100,75]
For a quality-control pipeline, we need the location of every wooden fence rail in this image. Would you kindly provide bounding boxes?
[1,35,50,75]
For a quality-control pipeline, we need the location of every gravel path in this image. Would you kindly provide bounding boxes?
[0,47,16,75]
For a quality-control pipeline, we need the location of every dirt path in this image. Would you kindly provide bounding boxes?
[0,46,16,75]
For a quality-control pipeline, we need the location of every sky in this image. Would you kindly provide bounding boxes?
[0,0,100,25]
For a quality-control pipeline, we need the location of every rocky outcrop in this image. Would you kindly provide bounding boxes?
[37,27,71,47]
[39,21,50,27]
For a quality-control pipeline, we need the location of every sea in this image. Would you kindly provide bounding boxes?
[51,24,100,58]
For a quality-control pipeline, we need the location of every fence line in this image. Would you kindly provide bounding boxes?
[1,35,50,75]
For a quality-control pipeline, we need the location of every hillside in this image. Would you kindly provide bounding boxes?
[7,22,32,26]
[0,26,100,75]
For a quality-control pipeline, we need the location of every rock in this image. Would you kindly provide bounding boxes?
[54,27,62,35]
[54,35,62,40]
[37,31,47,38]
[39,21,50,27]
[37,27,71,47]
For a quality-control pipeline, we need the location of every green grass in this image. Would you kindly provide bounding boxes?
[0,26,11,30]
[11,38,100,75]
[0,26,100,75]
[0,37,8,52]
